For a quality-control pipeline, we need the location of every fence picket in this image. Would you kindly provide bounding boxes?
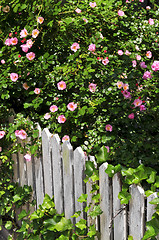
[113,173,127,240]
[62,141,74,221]
[129,184,145,240]
[74,147,86,223]
[99,163,113,240]
[51,134,64,214]
[41,128,53,197]
[34,155,44,208]
[26,155,35,213]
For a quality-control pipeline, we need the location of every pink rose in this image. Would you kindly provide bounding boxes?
[123,83,129,91]
[140,62,147,68]
[24,154,31,161]
[128,113,134,119]
[26,52,35,60]
[71,42,80,52]
[105,146,110,153]
[10,37,18,45]
[37,17,44,24]
[118,50,123,55]
[44,113,51,120]
[21,44,29,52]
[1,59,5,64]
[89,83,96,92]
[136,55,141,60]
[32,29,39,38]
[58,115,66,123]
[149,18,154,25]
[23,82,29,90]
[26,39,33,48]
[88,43,96,52]
[102,57,109,65]
[132,60,137,67]
[0,131,5,139]
[34,88,41,94]
[17,129,27,140]
[50,105,58,112]
[151,61,159,71]
[20,28,28,38]
[10,73,18,82]
[83,18,88,23]
[146,51,152,58]
[118,10,125,16]
[62,135,70,142]
[89,2,97,7]
[125,50,131,55]
[117,81,123,89]
[75,8,81,13]
[142,71,152,80]
[105,124,112,132]
[5,38,11,46]
[57,81,66,90]
[67,102,77,111]
[122,91,131,99]
[133,99,143,107]
[140,105,146,111]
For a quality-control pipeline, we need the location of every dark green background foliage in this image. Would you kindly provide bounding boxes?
[0,0,159,168]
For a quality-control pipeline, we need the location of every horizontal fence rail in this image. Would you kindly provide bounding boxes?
[12,127,159,240]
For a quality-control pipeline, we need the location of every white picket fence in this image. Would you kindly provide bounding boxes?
[12,128,158,240]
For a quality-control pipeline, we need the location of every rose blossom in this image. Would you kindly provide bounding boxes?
[139,0,144,2]
[140,105,146,111]
[5,38,11,46]
[117,81,123,89]
[75,8,81,13]
[132,60,137,67]
[26,52,35,60]
[88,43,96,52]
[125,50,131,55]
[102,57,109,65]
[23,82,29,90]
[21,44,29,52]
[16,129,27,140]
[89,2,97,7]
[151,61,159,71]
[128,113,134,119]
[37,17,44,24]
[67,102,77,111]
[122,90,131,99]
[123,83,129,91]
[32,29,39,38]
[133,98,143,107]
[142,71,152,80]
[149,18,154,25]
[83,18,88,23]
[146,6,151,10]
[44,113,51,120]
[34,88,41,94]
[136,55,141,60]
[26,39,33,48]
[57,81,66,90]
[0,131,5,139]
[71,42,80,52]
[146,51,152,58]
[105,146,110,153]
[10,37,18,45]
[10,73,18,82]
[20,28,28,38]
[24,154,31,161]
[105,124,112,132]
[140,62,147,68]
[62,135,70,142]
[58,115,66,123]
[118,50,123,55]
[118,10,124,16]
[1,59,5,64]
[89,83,96,92]
[50,105,58,112]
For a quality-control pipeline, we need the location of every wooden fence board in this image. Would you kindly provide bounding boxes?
[99,163,113,240]
[113,173,127,240]
[129,185,145,240]
[62,141,74,221]
[51,134,64,214]
[41,128,53,197]
[12,153,19,184]
[34,155,44,208]
[74,147,86,223]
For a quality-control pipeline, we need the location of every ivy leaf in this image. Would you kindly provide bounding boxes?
[118,190,131,204]
[149,198,159,205]
[95,146,109,164]
[88,205,103,219]
[5,221,12,230]
[18,209,29,220]
[75,219,87,230]
[77,194,88,203]
[85,161,95,177]
[143,218,159,240]
[54,217,72,231]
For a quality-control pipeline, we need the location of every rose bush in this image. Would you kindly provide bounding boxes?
[0,0,158,171]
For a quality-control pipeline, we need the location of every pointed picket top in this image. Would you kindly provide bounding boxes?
[51,134,64,214]
[99,162,113,240]
[41,128,53,197]
[113,173,127,240]
[129,184,145,240]
[62,141,74,221]
[74,147,86,222]
[36,122,42,137]
[147,192,158,221]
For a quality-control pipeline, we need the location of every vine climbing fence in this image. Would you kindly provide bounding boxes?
[12,127,158,240]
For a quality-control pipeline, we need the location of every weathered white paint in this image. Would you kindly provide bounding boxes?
[41,128,53,197]
[51,134,63,214]
[74,147,86,223]
[129,184,145,240]
[113,173,127,240]
[62,141,74,221]
[99,162,113,240]
[34,155,44,208]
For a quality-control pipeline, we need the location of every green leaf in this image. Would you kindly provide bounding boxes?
[77,194,88,203]
[44,218,57,231]
[147,171,156,184]
[18,209,29,220]
[118,190,131,204]
[54,217,72,232]
[143,218,159,240]
[95,146,109,164]
[88,205,103,219]
[75,219,87,230]
[149,198,159,205]
[85,161,95,177]
[128,236,133,240]
[5,221,12,230]
[13,194,21,203]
